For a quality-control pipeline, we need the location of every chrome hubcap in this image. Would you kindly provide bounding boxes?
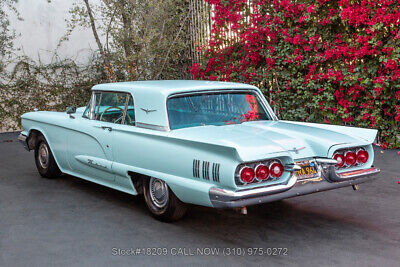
[149,177,169,208]
[38,143,49,169]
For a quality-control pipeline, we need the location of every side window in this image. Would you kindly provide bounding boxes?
[124,95,135,126]
[93,92,128,124]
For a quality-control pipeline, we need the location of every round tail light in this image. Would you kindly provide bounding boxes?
[255,164,269,180]
[356,149,369,164]
[240,167,255,183]
[344,151,357,166]
[269,161,284,178]
[333,153,345,168]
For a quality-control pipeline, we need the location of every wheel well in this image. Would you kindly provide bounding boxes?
[27,129,42,150]
[128,171,149,195]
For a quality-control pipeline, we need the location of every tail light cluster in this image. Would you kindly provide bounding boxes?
[237,159,285,185]
[333,147,369,168]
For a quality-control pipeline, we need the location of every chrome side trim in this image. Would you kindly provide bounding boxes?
[136,122,169,132]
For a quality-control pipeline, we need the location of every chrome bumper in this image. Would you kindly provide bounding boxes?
[18,133,29,151]
[209,166,380,209]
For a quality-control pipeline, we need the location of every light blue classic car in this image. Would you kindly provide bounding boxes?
[19,80,380,221]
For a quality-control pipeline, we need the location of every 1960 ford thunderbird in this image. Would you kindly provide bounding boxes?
[19,80,380,221]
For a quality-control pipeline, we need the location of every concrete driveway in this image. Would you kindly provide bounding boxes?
[0,132,399,266]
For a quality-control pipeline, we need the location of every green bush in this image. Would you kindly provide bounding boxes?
[0,56,106,131]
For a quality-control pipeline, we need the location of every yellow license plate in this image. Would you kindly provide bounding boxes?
[296,163,318,179]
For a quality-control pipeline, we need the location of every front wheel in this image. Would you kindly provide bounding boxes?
[34,135,61,178]
[143,177,187,222]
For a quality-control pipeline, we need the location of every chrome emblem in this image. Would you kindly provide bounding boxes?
[140,108,157,114]
[288,146,306,154]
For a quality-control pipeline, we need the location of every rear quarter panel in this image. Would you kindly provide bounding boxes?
[111,124,241,207]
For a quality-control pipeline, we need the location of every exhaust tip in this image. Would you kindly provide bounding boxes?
[240,206,247,215]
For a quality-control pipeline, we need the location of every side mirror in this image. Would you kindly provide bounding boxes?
[66,106,77,114]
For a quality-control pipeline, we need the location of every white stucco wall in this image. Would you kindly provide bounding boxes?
[1,0,102,132]
[10,0,100,64]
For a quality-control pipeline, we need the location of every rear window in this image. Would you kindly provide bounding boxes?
[167,91,271,130]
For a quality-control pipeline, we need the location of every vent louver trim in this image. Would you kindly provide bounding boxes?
[193,159,220,182]
[193,159,200,178]
[202,161,210,180]
[212,163,220,182]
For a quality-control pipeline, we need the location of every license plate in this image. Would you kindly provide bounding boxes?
[296,161,318,179]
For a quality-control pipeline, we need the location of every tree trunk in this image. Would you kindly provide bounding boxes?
[83,0,116,82]
[118,0,136,80]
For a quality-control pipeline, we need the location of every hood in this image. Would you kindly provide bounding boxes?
[168,120,373,162]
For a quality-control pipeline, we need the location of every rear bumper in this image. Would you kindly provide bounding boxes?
[209,167,380,208]
[18,133,29,151]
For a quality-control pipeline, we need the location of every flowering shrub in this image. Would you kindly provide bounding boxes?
[191,0,400,148]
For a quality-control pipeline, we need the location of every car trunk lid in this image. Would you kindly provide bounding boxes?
[168,120,367,161]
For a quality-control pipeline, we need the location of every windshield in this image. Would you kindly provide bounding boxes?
[167,91,271,130]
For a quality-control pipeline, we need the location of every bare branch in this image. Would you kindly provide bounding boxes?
[83,0,115,81]
[155,7,191,80]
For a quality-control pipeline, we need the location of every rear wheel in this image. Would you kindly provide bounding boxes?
[34,135,61,178]
[143,177,187,222]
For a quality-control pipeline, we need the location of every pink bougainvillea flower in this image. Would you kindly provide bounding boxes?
[192,0,400,148]
[306,4,316,13]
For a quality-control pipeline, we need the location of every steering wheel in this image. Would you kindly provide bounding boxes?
[99,106,132,124]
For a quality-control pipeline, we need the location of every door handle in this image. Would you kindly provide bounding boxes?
[101,126,113,131]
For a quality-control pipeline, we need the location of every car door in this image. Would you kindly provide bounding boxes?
[67,91,129,183]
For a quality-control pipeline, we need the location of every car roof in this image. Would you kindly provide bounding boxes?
[91,80,262,130]
[92,80,258,96]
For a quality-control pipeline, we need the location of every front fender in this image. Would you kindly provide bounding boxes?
[22,121,67,173]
